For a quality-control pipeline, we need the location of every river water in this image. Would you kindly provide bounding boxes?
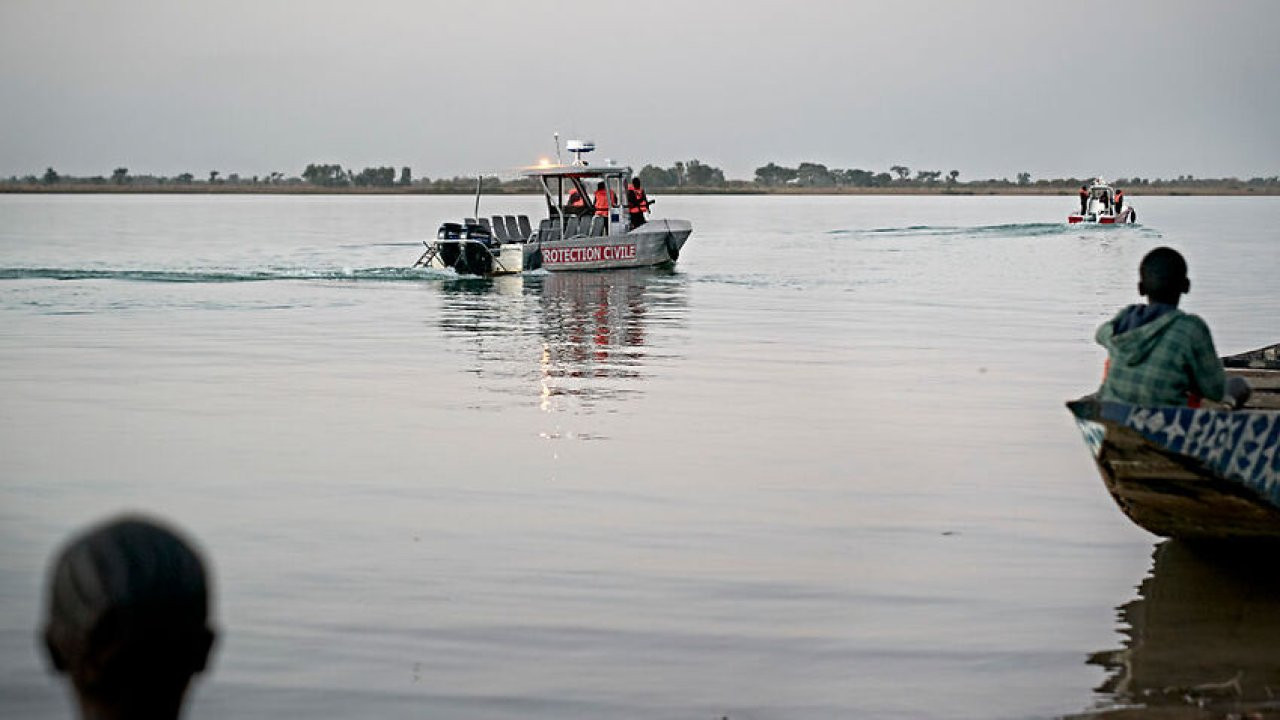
[1,194,1277,719]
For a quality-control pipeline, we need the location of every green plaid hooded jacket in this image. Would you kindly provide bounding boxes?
[1095,305,1226,406]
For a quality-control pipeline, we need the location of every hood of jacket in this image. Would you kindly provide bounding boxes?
[1096,304,1185,367]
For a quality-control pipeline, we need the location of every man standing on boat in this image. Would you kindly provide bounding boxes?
[1114,188,1124,215]
[1095,247,1249,407]
[566,186,588,215]
[1079,185,1089,214]
[627,177,651,228]
[593,181,616,218]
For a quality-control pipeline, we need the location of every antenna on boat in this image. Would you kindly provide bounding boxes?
[553,132,562,165]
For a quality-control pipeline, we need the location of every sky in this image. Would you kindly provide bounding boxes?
[1,0,1278,182]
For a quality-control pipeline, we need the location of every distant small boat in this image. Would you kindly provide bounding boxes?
[1066,344,1280,541]
[1068,178,1136,224]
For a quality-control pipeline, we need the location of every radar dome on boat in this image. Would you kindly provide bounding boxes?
[566,140,596,166]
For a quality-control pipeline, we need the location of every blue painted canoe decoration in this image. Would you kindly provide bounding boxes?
[1075,402,1280,506]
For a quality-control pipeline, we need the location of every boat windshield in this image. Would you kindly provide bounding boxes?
[539,171,629,219]
[541,176,591,217]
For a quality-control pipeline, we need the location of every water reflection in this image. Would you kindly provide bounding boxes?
[435,268,688,414]
[1087,541,1280,715]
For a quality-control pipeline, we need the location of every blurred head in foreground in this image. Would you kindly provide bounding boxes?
[43,515,215,720]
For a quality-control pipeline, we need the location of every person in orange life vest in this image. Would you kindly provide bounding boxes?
[626,177,651,228]
[593,182,616,217]
[1114,188,1125,214]
[1079,185,1089,214]
[566,187,587,215]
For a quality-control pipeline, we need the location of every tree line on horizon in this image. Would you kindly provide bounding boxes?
[641,161,1280,190]
[15,164,533,192]
[10,162,1280,191]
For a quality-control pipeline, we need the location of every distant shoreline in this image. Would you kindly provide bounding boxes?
[2,183,1277,197]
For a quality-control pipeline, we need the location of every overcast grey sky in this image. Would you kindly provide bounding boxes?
[2,0,1277,181]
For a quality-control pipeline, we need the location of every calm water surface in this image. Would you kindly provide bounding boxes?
[1,194,1277,719]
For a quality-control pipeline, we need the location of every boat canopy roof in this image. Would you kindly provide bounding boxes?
[519,163,633,179]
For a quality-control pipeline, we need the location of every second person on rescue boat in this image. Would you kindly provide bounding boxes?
[627,177,651,228]
[566,186,587,215]
[593,182,616,218]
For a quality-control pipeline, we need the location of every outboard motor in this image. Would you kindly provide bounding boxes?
[436,222,495,246]
[435,221,496,275]
[437,222,464,240]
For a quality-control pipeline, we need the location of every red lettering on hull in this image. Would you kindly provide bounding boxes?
[543,244,637,265]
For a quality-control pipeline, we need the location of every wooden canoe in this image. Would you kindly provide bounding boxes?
[1067,343,1280,541]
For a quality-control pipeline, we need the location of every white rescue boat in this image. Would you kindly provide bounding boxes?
[1069,178,1136,224]
[414,140,692,276]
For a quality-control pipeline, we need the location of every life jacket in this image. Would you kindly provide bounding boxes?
[629,187,649,214]
[594,188,615,216]
[1080,188,1089,197]
[567,189,585,208]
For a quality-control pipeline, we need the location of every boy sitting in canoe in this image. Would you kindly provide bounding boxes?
[1096,246,1249,407]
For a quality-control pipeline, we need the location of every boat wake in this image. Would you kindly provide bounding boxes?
[335,241,426,249]
[830,222,1160,239]
[0,265,450,284]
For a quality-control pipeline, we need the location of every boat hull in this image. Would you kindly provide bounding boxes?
[1067,397,1280,541]
[528,219,692,272]
[419,219,692,276]
[1068,207,1136,224]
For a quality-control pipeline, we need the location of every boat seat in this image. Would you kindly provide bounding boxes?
[464,218,477,226]
[504,216,522,242]
[562,216,581,238]
[490,216,510,242]
[589,216,607,236]
[518,215,533,241]
[478,217,493,234]
[536,218,554,242]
